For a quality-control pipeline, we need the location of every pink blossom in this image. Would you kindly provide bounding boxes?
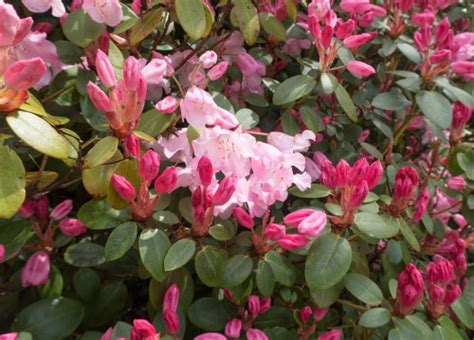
[396,263,424,315]
[21,251,50,287]
[284,209,316,227]
[444,284,461,305]
[349,181,368,207]
[155,96,179,114]
[199,51,218,69]
[4,58,47,91]
[346,60,376,77]
[447,176,466,190]
[300,306,313,323]
[297,211,327,237]
[154,167,178,193]
[413,187,430,223]
[0,333,18,340]
[83,0,123,27]
[313,307,329,321]
[50,199,73,220]
[451,61,474,75]
[130,319,157,340]
[412,11,435,26]
[141,58,168,85]
[308,0,331,19]
[430,49,451,64]
[0,244,5,262]
[139,150,161,184]
[339,0,370,14]
[318,329,342,340]
[194,333,226,340]
[59,218,87,237]
[225,318,242,338]
[0,2,32,47]
[232,207,254,229]
[207,61,229,80]
[213,174,238,206]
[453,214,468,229]
[343,33,375,49]
[263,223,286,240]
[22,0,65,17]
[246,328,268,340]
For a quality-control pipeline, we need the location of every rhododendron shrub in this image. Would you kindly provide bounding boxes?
[0,0,473,339]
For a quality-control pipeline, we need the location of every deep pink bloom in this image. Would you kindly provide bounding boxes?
[393,167,419,200]
[412,11,435,26]
[300,306,312,323]
[0,244,5,262]
[346,60,376,78]
[96,50,116,88]
[212,173,237,206]
[321,26,333,49]
[111,174,136,201]
[451,102,472,129]
[297,211,327,237]
[21,251,50,287]
[318,329,342,340]
[4,58,47,91]
[163,284,180,313]
[130,319,157,340]
[396,263,424,315]
[277,234,308,250]
[225,318,242,338]
[444,284,461,305]
[18,199,36,218]
[154,167,178,193]
[335,160,350,187]
[22,0,65,17]
[349,181,368,207]
[194,333,226,340]
[50,200,73,220]
[59,218,87,237]
[248,295,261,315]
[0,333,18,340]
[348,158,369,186]
[83,0,123,27]
[232,207,254,229]
[313,307,329,321]
[198,156,214,186]
[263,223,286,240]
[208,61,229,81]
[426,256,454,284]
[155,96,179,114]
[163,310,179,335]
[284,209,316,227]
[413,187,430,222]
[259,297,271,313]
[335,19,355,40]
[343,33,374,49]
[429,49,451,64]
[87,82,112,113]
[340,0,370,14]
[451,61,474,74]
[428,283,446,303]
[365,160,383,189]
[139,150,161,184]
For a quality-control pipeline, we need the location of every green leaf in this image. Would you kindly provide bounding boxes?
[372,90,410,111]
[195,246,225,287]
[354,212,400,239]
[359,308,391,328]
[451,296,474,329]
[164,239,196,272]
[273,75,316,105]
[139,229,171,282]
[264,251,296,287]
[0,144,25,219]
[416,91,452,129]
[256,260,275,296]
[84,136,119,169]
[175,0,207,40]
[129,9,164,45]
[153,211,180,225]
[310,280,345,307]
[187,298,231,331]
[78,199,123,230]
[209,222,236,241]
[114,4,139,34]
[107,159,141,209]
[111,322,132,340]
[105,222,138,261]
[149,268,195,311]
[398,218,420,251]
[64,242,106,267]
[0,220,34,261]
[73,268,101,302]
[232,0,260,45]
[254,306,296,329]
[345,273,384,305]
[321,73,337,94]
[222,255,253,288]
[82,151,122,197]
[236,108,259,129]
[12,298,84,339]
[7,110,69,159]
[63,10,105,48]
[438,316,463,340]
[259,12,286,41]
[360,142,383,160]
[289,184,330,198]
[305,233,352,290]
[335,84,358,122]
[393,315,432,339]
[457,151,474,180]
[40,266,63,299]
[281,112,300,135]
[55,40,83,64]
[300,106,324,133]
[397,43,421,63]
[462,278,474,309]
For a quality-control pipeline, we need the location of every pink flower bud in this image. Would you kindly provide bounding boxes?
[453,214,468,229]
[396,263,424,315]
[318,329,342,340]
[284,209,316,227]
[451,102,472,129]
[451,61,474,75]
[444,283,461,305]
[35,196,49,222]
[346,60,375,78]
[155,96,179,114]
[246,328,268,340]
[348,158,369,186]
[87,82,112,113]
[0,244,5,262]
[19,199,36,218]
[412,11,435,26]
[321,26,333,49]
[163,283,180,313]
[414,32,427,51]
[232,207,254,229]
[194,333,226,340]
[111,174,136,201]
[313,307,329,321]
[163,310,179,335]
[198,156,213,186]
[413,187,430,223]
[365,160,383,189]
[334,160,350,187]
[96,49,116,88]
[297,211,327,237]
[259,297,271,313]
[130,319,157,340]
[263,223,286,240]
[101,327,113,340]
[300,306,312,323]
[139,150,161,184]
[308,15,321,40]
[21,251,50,287]
[124,134,141,159]
[277,234,308,250]
[248,295,261,315]
[59,218,87,237]
[199,51,218,69]
[434,18,450,46]
[50,200,73,220]
[393,167,418,200]
[4,58,47,91]
[357,129,370,143]
[208,61,229,81]
[225,318,242,338]
[343,33,374,49]
[136,76,147,101]
[212,173,237,206]
[154,167,178,193]
[336,19,355,40]
[349,181,368,207]
[429,49,451,64]
[447,176,466,190]
[123,57,141,91]
[428,283,445,303]
[0,333,18,340]
[426,256,454,284]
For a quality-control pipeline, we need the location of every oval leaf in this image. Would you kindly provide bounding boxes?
[222,255,253,288]
[416,91,452,129]
[0,145,25,219]
[63,10,105,48]
[345,273,384,306]
[354,212,400,239]
[105,222,138,261]
[139,229,171,282]
[195,246,225,287]
[273,75,316,105]
[175,0,206,40]
[84,136,119,169]
[164,239,196,272]
[359,308,391,328]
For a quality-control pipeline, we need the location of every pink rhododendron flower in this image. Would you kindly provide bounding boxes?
[21,0,65,17]
[83,0,123,27]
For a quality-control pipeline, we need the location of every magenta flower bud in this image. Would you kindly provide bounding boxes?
[0,244,5,262]
[346,60,376,78]
[96,49,116,88]
[59,218,87,237]
[34,196,49,222]
[124,134,141,159]
[335,160,350,187]
[50,199,73,220]
[349,181,368,207]
[198,156,213,186]
[348,158,369,186]
[396,263,424,315]
[4,57,47,91]
[87,82,112,113]
[163,310,179,335]
[154,167,178,193]
[263,223,286,241]
[155,96,179,114]
[139,150,161,184]
[136,75,147,101]
[194,333,226,340]
[453,214,468,229]
[426,256,454,284]
[225,318,242,338]
[111,174,136,201]
[451,61,474,75]
[297,211,327,238]
[0,333,17,340]
[413,187,430,223]
[335,19,355,40]
[429,49,451,64]
[428,283,446,303]
[246,328,267,340]
[123,56,141,91]
[259,297,271,314]
[199,51,218,69]
[393,167,419,200]
[232,207,254,229]
[414,32,427,51]
[320,26,333,49]
[411,11,435,26]
[101,327,113,340]
[19,199,36,218]
[300,306,312,323]
[247,295,261,315]
[21,251,50,287]
[358,11,375,28]
[277,234,308,250]
[451,102,472,129]
[313,306,329,321]
[365,160,383,189]
[284,209,316,227]
[343,33,374,49]
[163,283,180,313]
[130,319,157,340]
[434,18,450,45]
[318,329,342,340]
[212,173,237,206]
[208,61,229,81]
[444,284,461,305]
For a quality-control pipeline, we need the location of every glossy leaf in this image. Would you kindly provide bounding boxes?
[164,239,196,272]
[273,75,316,105]
[0,144,25,219]
[105,222,138,261]
[139,229,171,282]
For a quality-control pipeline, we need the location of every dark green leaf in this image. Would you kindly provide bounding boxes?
[359,308,391,328]
[372,90,410,111]
[264,251,296,287]
[78,199,123,230]
[354,212,400,239]
[289,184,330,198]
[222,255,253,288]
[416,91,452,129]
[139,229,171,282]
[195,246,225,287]
[273,75,316,105]
[64,242,106,267]
[256,260,275,296]
[187,298,231,331]
[63,10,105,48]
[345,273,384,305]
[105,222,138,261]
[335,84,358,122]
[164,239,196,272]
